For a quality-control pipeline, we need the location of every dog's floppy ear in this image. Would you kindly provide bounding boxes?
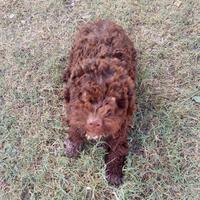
[63,68,70,83]
[127,85,136,115]
[64,86,70,103]
[63,68,71,103]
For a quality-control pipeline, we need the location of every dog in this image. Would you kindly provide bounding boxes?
[63,20,136,186]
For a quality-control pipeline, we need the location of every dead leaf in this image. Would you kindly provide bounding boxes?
[174,0,182,7]
[192,96,200,103]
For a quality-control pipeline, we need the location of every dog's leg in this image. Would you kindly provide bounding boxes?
[64,127,85,158]
[105,136,128,186]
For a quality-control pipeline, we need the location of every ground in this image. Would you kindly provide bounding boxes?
[0,0,200,199]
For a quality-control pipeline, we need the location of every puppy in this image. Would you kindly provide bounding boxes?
[63,20,136,186]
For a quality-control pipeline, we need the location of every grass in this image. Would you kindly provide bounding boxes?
[0,0,199,199]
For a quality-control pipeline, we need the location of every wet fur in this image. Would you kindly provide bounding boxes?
[63,20,136,186]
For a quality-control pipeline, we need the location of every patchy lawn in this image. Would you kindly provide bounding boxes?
[0,0,199,199]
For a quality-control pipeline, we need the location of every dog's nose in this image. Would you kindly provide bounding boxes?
[87,117,102,129]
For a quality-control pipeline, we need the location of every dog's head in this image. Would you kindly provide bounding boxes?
[66,59,134,140]
[69,93,126,140]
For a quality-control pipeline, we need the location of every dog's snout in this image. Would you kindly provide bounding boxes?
[87,116,102,129]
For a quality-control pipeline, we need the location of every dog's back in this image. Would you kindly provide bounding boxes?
[68,20,136,80]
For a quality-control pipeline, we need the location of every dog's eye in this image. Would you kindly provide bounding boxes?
[106,109,112,117]
[89,99,96,104]
[104,100,111,105]
[116,98,126,109]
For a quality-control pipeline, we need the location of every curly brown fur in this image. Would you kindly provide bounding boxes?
[63,20,136,186]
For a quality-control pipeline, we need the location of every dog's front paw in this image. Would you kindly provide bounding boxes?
[106,171,123,186]
[64,139,83,158]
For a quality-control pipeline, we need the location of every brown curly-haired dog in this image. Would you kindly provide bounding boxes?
[63,20,136,186]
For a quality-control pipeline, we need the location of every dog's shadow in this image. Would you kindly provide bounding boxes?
[129,72,156,156]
